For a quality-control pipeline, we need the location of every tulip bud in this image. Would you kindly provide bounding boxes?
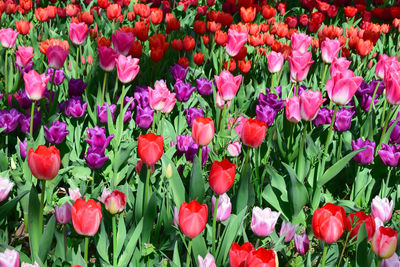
[105,190,127,215]
[55,202,72,224]
[165,164,173,179]
[197,253,216,267]
[371,196,393,223]
[371,226,398,259]
[211,193,232,221]
[294,233,310,255]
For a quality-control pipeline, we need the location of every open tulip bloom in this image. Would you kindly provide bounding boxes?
[2,2,400,266]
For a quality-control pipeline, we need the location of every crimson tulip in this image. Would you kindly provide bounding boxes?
[71,198,102,236]
[209,159,236,195]
[138,133,164,166]
[229,242,255,267]
[345,211,375,241]
[178,200,208,239]
[312,203,346,244]
[28,145,60,180]
[245,247,278,267]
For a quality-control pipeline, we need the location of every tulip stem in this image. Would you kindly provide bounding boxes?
[101,72,108,106]
[212,194,220,255]
[112,215,117,267]
[297,123,307,180]
[320,105,338,178]
[320,63,328,91]
[29,101,35,137]
[198,145,202,167]
[84,236,89,264]
[39,180,46,235]
[270,73,274,93]
[4,49,8,98]
[377,103,393,155]
[321,243,328,267]
[144,165,151,211]
[368,80,381,113]
[376,258,382,267]
[76,46,80,78]
[185,239,192,267]
[119,84,126,135]
[338,231,351,267]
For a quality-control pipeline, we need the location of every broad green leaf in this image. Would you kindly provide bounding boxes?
[0,190,28,220]
[162,155,186,207]
[172,241,181,267]
[118,219,143,267]
[189,155,205,203]
[191,235,207,261]
[38,215,56,263]
[235,152,251,213]
[96,221,110,264]
[142,193,158,244]
[116,217,126,258]
[283,163,308,218]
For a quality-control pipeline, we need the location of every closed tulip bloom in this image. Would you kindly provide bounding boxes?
[346,211,375,241]
[28,145,61,180]
[196,78,213,96]
[85,149,109,170]
[251,206,280,237]
[170,63,188,81]
[44,120,69,144]
[291,32,312,54]
[174,80,196,102]
[229,242,255,267]
[116,55,140,84]
[372,226,398,259]
[326,70,363,105]
[334,108,354,132]
[280,221,298,242]
[0,28,19,48]
[138,133,163,166]
[55,202,72,224]
[312,203,346,244]
[135,106,154,129]
[288,51,314,83]
[97,103,116,123]
[299,90,325,121]
[266,51,284,73]
[214,70,242,101]
[285,96,301,123]
[375,55,397,80]
[112,30,135,56]
[378,144,400,167]
[0,177,14,202]
[192,117,215,146]
[47,45,69,69]
[16,46,34,68]
[198,253,216,267]
[241,118,267,148]
[294,233,310,255]
[352,138,376,165]
[209,159,236,195]
[384,65,400,105]
[371,196,393,223]
[104,190,126,215]
[69,22,89,45]
[211,193,232,221]
[245,248,278,267]
[227,141,241,157]
[226,29,247,57]
[0,249,19,267]
[72,198,102,236]
[24,70,50,101]
[98,46,118,72]
[185,107,204,128]
[330,57,351,77]
[178,200,208,239]
[321,38,341,64]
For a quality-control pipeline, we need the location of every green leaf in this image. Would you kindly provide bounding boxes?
[116,217,126,259]
[235,152,251,213]
[0,190,28,220]
[325,243,339,266]
[191,235,207,260]
[172,241,181,267]
[282,163,308,218]
[28,186,41,258]
[96,221,110,264]
[189,155,205,203]
[38,215,56,263]
[356,223,374,267]
[142,193,157,244]
[162,155,186,207]
[118,219,144,267]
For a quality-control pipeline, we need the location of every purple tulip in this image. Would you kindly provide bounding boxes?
[280,221,298,242]
[293,84,306,96]
[19,140,27,159]
[389,120,400,144]
[201,146,210,166]
[18,110,41,134]
[360,94,378,113]
[334,108,354,132]
[46,68,65,85]
[356,80,375,96]
[135,106,154,129]
[44,121,69,144]
[124,96,136,111]
[111,30,135,56]
[211,193,232,222]
[85,148,109,169]
[64,97,87,118]
[196,77,213,96]
[13,90,32,110]
[258,92,285,112]
[313,107,333,127]
[174,80,196,102]
[68,78,87,97]
[294,233,310,255]
[352,138,376,165]
[97,103,116,124]
[170,63,188,81]
[377,144,400,167]
[185,107,204,128]
[0,177,14,202]
[55,202,72,224]
[85,126,114,149]
[124,110,132,123]
[134,85,150,107]
[256,104,277,126]
[0,109,20,133]
[171,135,194,154]
[16,60,34,75]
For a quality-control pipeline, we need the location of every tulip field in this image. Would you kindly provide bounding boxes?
[2,0,400,266]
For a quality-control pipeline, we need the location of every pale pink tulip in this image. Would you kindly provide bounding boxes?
[227,141,241,157]
[0,28,19,48]
[266,51,284,73]
[211,193,232,221]
[148,80,177,113]
[250,206,280,237]
[371,196,393,223]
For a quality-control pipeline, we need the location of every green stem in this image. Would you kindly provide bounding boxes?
[198,145,202,166]
[212,194,219,255]
[376,258,382,267]
[76,46,80,78]
[112,215,117,267]
[384,167,392,197]
[320,105,339,177]
[368,80,381,113]
[101,72,108,106]
[270,73,274,93]
[320,63,328,91]
[84,236,89,264]
[39,180,46,235]
[144,166,151,211]
[119,84,126,133]
[377,103,393,154]
[29,101,35,137]
[337,232,350,267]
[186,239,192,267]
[151,112,157,132]
[4,50,8,98]
[297,123,308,180]
[321,243,328,267]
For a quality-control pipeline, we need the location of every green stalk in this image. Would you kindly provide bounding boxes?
[112,215,117,267]
[29,101,35,137]
[320,63,329,91]
[376,258,382,267]
[297,123,308,180]
[321,243,328,267]
[144,166,151,211]
[4,50,8,99]
[320,105,339,177]
[377,103,393,155]
[368,80,381,113]
[84,236,89,264]
[76,46,80,78]
[198,145,202,167]
[39,180,46,235]
[270,73,274,93]
[212,194,220,255]
[337,232,351,267]
[101,72,108,106]
[186,239,192,267]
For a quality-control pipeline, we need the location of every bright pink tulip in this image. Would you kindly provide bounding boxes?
[112,30,135,56]
[69,22,89,45]
[285,96,301,123]
[371,196,393,223]
[15,46,34,68]
[0,249,19,267]
[98,46,118,72]
[371,226,398,259]
[46,45,69,69]
[226,29,247,57]
[214,70,242,101]
[215,91,231,110]
[300,90,325,121]
[0,28,19,48]
[375,54,397,80]
[330,57,351,77]
[288,51,314,83]
[321,38,341,64]
[266,51,284,73]
[290,32,312,54]
[148,80,177,113]
[250,206,280,237]
[23,70,50,101]
[326,69,362,105]
[71,198,102,236]
[384,63,400,105]
[116,55,140,84]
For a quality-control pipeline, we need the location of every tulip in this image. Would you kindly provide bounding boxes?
[371,196,393,223]
[104,190,126,215]
[321,38,341,64]
[116,55,140,84]
[178,200,208,239]
[266,51,284,74]
[46,45,68,69]
[0,177,14,202]
[291,32,312,54]
[148,80,177,113]
[170,63,188,81]
[138,133,164,166]
[21,262,40,267]
[251,206,280,237]
[214,70,242,101]
[98,46,118,72]
[241,118,267,148]
[280,221,298,242]
[256,104,277,126]
[0,249,19,267]
[352,138,376,165]
[312,203,346,244]
[69,188,81,201]
[285,96,301,123]
[28,145,61,180]
[0,109,21,133]
[68,78,88,97]
[72,198,102,236]
[192,117,215,146]
[69,22,89,45]
[196,77,213,96]
[229,242,255,267]
[334,108,354,132]
[216,91,231,110]
[227,141,242,157]
[23,70,50,101]
[371,226,398,259]
[381,253,400,267]
[378,144,400,167]
[198,253,216,267]
[294,233,310,255]
[135,106,154,129]
[330,57,351,77]
[185,107,204,128]
[211,193,232,221]
[0,28,19,48]
[209,159,236,195]
[245,248,278,267]
[55,202,72,224]
[44,120,70,144]
[288,51,314,83]
[375,55,397,80]
[174,80,196,102]
[98,188,112,203]
[346,211,375,241]
[112,30,135,56]
[226,29,247,57]
[97,103,116,123]
[64,97,87,118]
[16,46,34,68]
[384,64,400,105]
[326,69,363,105]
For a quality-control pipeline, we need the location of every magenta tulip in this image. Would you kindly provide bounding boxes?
[330,57,351,77]
[290,32,312,54]
[15,46,34,68]
[69,22,89,45]
[384,62,400,105]
[285,96,301,123]
[226,29,247,57]
[112,30,135,56]
[46,45,69,69]
[300,90,325,121]
[326,69,362,105]
[98,46,118,72]
[288,51,314,83]
[376,54,397,80]
[214,70,242,101]
[148,80,177,113]
[0,28,19,48]
[266,51,284,73]
[116,55,140,84]
[321,38,341,64]
[23,70,50,101]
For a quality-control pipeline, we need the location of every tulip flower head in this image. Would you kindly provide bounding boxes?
[371,196,393,223]
[251,206,280,237]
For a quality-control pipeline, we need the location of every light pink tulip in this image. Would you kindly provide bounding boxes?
[279,221,298,242]
[375,54,397,80]
[69,22,89,45]
[384,62,400,105]
[0,177,13,202]
[211,193,232,222]
[0,249,19,267]
[227,141,241,157]
[291,32,312,54]
[226,29,247,57]
[288,51,314,83]
[228,116,248,136]
[116,55,140,84]
[0,28,19,48]
[215,91,231,110]
[321,38,341,64]
[198,253,217,267]
[214,70,242,101]
[23,70,50,101]
[250,206,280,237]
[381,253,400,267]
[98,187,112,203]
[300,90,325,121]
[371,226,398,259]
[330,57,351,77]
[46,45,69,69]
[15,46,34,68]
[326,69,362,105]
[266,51,284,73]
[285,96,301,123]
[371,196,393,223]
[69,188,81,201]
[148,80,177,113]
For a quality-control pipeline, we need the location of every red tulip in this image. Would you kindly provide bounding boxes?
[192,117,215,146]
[312,203,347,244]
[104,190,126,215]
[178,200,208,239]
[28,145,60,180]
[371,226,398,259]
[71,198,102,236]
[229,242,255,267]
[138,133,164,166]
[241,118,267,148]
[209,159,236,195]
[245,247,278,267]
[345,211,375,241]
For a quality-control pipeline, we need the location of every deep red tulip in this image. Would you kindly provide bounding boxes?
[312,203,346,244]
[229,242,255,267]
[209,159,236,195]
[241,118,267,148]
[345,211,375,241]
[28,145,60,180]
[178,200,208,239]
[72,198,102,236]
[138,133,164,166]
[245,247,278,267]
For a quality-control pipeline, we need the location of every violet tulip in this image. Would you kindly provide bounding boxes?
[135,106,154,128]
[98,47,118,72]
[211,193,232,222]
[291,32,312,54]
[0,28,19,48]
[97,103,116,123]
[64,97,87,118]
[112,30,135,56]
[352,138,376,165]
[250,206,280,237]
[214,70,242,101]
[256,104,277,126]
[44,120,70,144]
[299,90,325,121]
[226,29,247,57]
[371,196,393,223]
[170,63,188,81]
[0,177,14,202]
[321,38,341,64]
[85,126,114,149]
[371,226,398,259]
[288,51,314,83]
[69,22,89,45]
[55,202,72,224]
[174,80,196,102]
[381,253,400,266]
[196,77,213,96]
[185,107,204,128]
[334,108,354,132]
[116,55,140,84]
[23,70,50,101]
[294,233,309,255]
[68,78,87,97]
[280,221,298,242]
[16,46,34,68]
[326,69,362,105]
[47,45,69,69]
[285,96,301,123]
[378,144,400,167]
[266,51,284,74]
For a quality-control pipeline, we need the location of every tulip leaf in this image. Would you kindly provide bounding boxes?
[235,150,251,213]
[162,155,186,207]
[28,186,41,258]
[142,193,158,244]
[189,155,205,203]
[191,235,207,261]
[134,165,146,222]
[38,215,56,263]
[325,243,339,266]
[318,148,365,187]
[282,163,308,218]
[172,241,181,267]
[0,190,28,220]
[118,218,144,267]
[96,221,110,264]
[116,217,126,259]
[356,223,374,267]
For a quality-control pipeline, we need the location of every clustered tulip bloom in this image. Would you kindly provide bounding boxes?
[138,133,164,166]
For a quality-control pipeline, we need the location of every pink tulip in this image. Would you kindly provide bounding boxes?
[381,253,400,267]
[148,80,177,113]
[291,32,312,54]
[21,262,40,267]
[266,51,284,73]
[300,90,325,121]
[55,202,72,224]
[112,30,135,56]
[0,249,19,267]
[198,253,217,267]
[288,51,314,83]
[214,70,242,101]
[104,190,126,215]
[280,221,298,242]
[326,69,362,105]
[384,62,400,105]
[46,45,69,69]
[69,22,89,45]
[211,193,232,222]
[330,57,351,77]
[69,188,81,201]
[0,177,14,202]
[371,196,393,223]
[227,141,241,157]
[250,206,280,237]
[375,54,397,80]
[15,46,34,68]
[98,187,112,203]
[23,70,50,101]
[371,226,398,259]
[98,46,118,72]
[116,55,140,84]
[228,116,248,136]
[226,29,247,57]
[321,38,341,64]
[285,96,301,123]
[173,206,179,226]
[0,28,19,48]
[215,91,231,110]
